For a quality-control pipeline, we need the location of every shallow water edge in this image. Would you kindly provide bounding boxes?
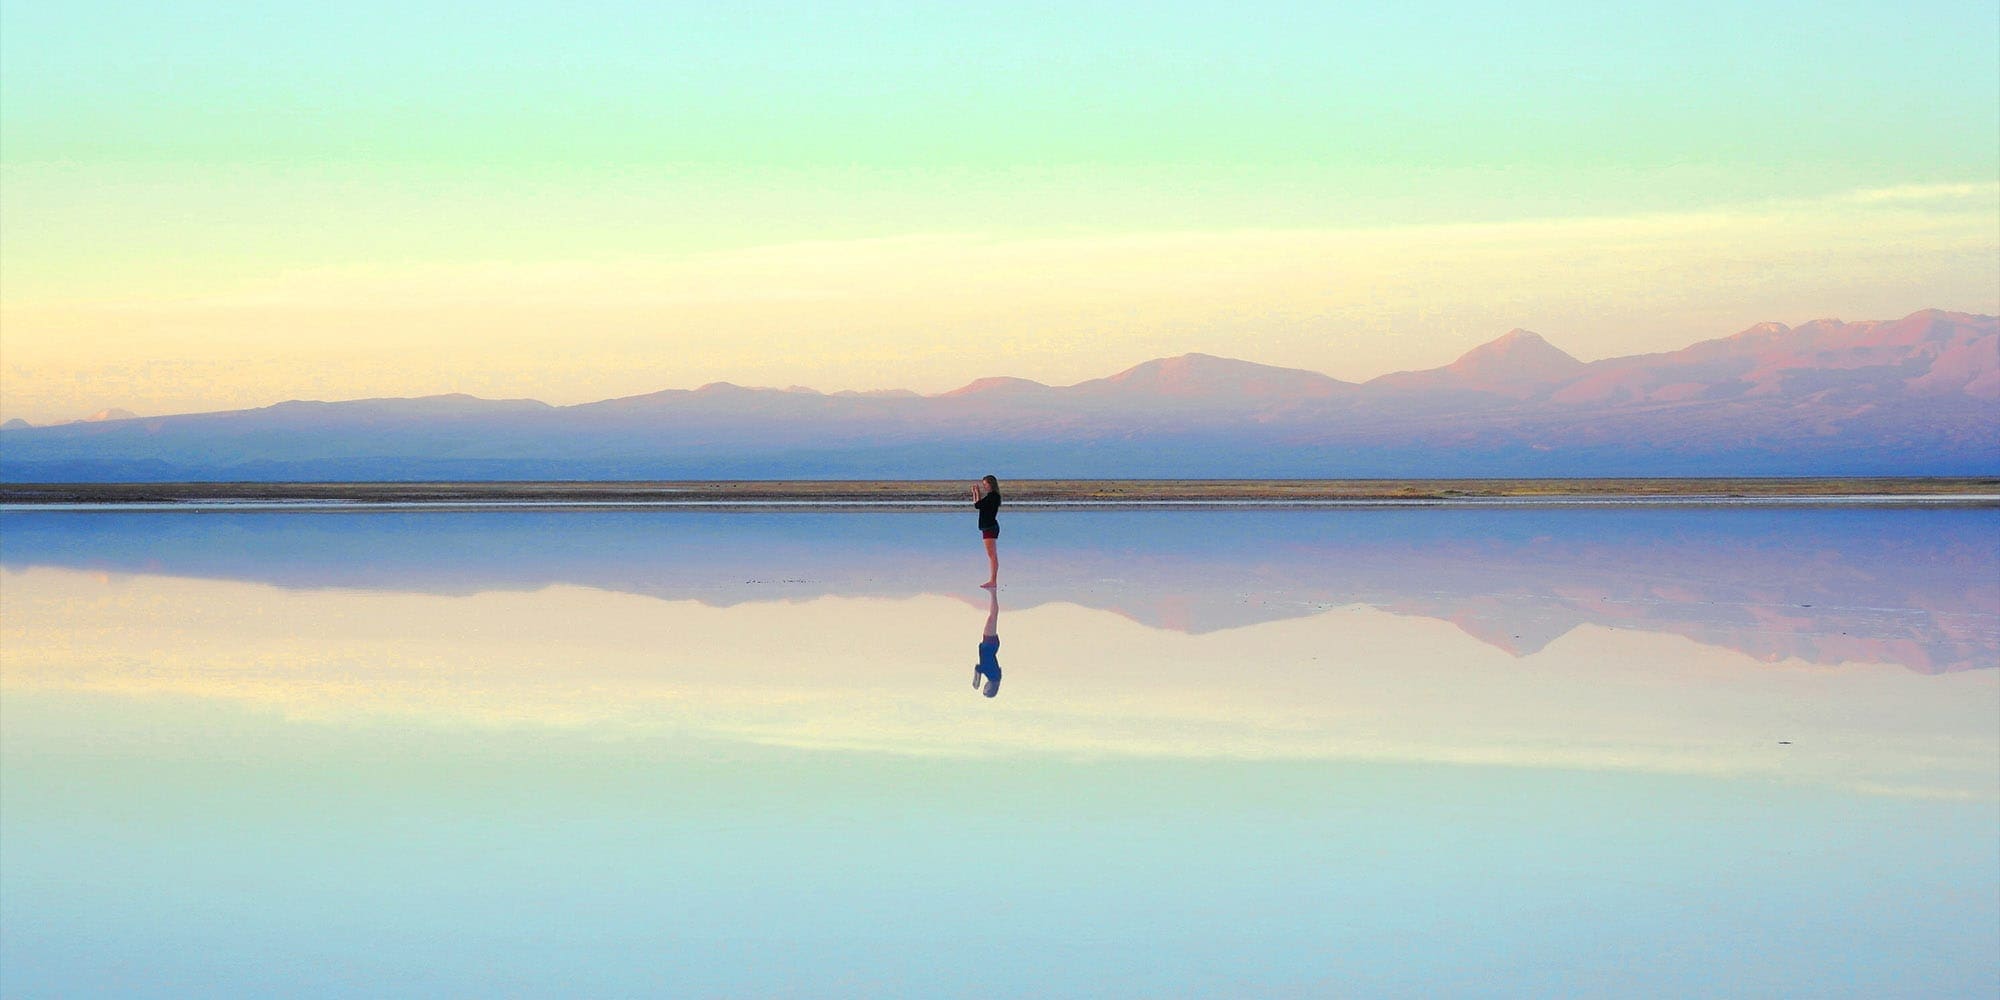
[5,476,1997,508]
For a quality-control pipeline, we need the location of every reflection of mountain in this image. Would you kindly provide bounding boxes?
[4,507,1992,673]
[3,310,1993,479]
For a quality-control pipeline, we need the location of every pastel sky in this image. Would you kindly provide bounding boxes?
[3,1,1996,423]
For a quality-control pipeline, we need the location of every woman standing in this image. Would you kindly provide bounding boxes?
[972,474,1001,588]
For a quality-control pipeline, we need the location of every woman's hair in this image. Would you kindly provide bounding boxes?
[982,475,999,490]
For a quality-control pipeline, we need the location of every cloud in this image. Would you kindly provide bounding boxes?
[1843,181,2000,203]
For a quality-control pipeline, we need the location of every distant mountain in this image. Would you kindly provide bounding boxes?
[1074,352,1353,402]
[3,409,139,431]
[3,309,1994,480]
[1551,310,1997,406]
[1370,329,1585,400]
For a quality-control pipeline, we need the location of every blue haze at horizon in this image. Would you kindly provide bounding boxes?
[2,506,1996,997]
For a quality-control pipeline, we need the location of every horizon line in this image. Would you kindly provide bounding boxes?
[6,306,1988,427]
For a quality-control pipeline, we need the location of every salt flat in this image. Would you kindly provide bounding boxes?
[2,505,1994,997]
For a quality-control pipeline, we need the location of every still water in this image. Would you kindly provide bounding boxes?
[3,506,1995,997]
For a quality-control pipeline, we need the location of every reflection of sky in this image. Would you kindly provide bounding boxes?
[5,569,1994,796]
[7,708,1996,998]
[5,505,1995,671]
[3,508,1997,996]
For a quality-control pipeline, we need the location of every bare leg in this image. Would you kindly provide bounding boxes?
[981,538,998,588]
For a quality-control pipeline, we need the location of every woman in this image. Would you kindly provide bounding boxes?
[973,589,1001,698]
[972,474,1001,588]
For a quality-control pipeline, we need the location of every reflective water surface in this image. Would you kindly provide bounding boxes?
[3,507,1996,997]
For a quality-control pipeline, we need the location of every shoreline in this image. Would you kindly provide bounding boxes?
[3,477,1998,508]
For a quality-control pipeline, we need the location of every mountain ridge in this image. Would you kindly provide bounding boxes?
[15,309,1992,419]
[5,309,1994,479]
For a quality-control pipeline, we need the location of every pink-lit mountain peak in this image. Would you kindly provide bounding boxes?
[1082,352,1352,398]
[833,388,922,399]
[1727,320,1795,343]
[1670,310,1988,374]
[1744,311,1968,351]
[696,380,774,394]
[1446,329,1584,379]
[1369,328,1584,398]
[1855,308,1990,349]
[937,375,1053,398]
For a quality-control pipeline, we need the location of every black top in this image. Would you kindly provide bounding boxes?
[975,489,1001,532]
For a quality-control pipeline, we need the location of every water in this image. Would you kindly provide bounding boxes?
[2,506,1995,997]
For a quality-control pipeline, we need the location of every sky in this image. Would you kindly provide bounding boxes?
[2,0,1996,423]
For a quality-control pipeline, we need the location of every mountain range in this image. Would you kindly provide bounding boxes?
[4,309,1994,479]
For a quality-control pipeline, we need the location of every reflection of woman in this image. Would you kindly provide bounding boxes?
[974,589,1001,698]
[972,474,1001,588]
